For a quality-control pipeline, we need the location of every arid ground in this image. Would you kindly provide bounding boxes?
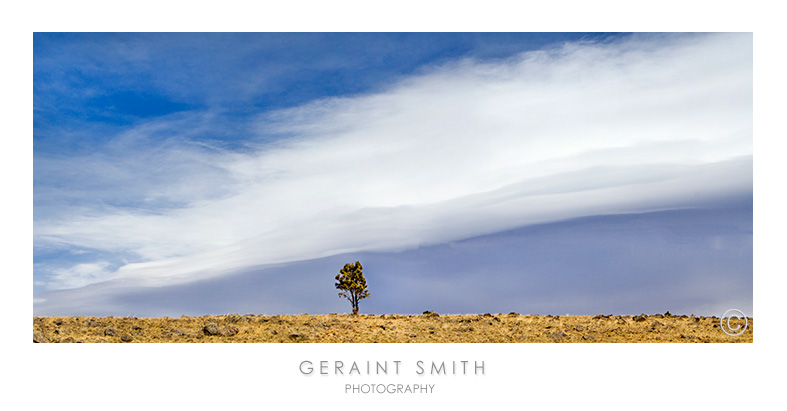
[32,312,752,343]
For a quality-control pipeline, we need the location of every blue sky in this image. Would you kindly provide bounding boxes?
[33,32,752,316]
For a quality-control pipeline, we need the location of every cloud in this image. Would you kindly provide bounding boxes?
[49,262,115,289]
[33,205,753,317]
[34,33,752,291]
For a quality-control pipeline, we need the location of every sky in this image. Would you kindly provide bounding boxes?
[33,32,753,317]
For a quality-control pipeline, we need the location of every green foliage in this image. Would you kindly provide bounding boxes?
[334,261,370,315]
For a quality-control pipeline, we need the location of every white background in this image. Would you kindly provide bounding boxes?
[5,1,785,409]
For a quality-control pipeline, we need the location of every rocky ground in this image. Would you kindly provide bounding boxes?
[32,312,753,343]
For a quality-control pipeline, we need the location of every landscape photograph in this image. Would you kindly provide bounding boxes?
[33,32,753,343]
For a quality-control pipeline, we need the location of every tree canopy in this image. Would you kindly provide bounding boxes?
[334,261,369,315]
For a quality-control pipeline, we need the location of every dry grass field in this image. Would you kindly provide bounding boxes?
[32,312,752,343]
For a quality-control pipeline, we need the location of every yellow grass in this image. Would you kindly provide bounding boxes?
[32,313,753,343]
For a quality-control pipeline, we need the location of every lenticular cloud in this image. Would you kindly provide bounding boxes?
[35,33,752,289]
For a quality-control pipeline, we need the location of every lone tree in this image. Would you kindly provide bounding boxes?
[334,261,369,315]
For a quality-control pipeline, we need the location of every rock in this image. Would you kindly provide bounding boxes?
[508,312,519,316]
[664,311,672,317]
[633,314,647,322]
[33,331,49,343]
[408,333,417,338]
[422,311,440,318]
[575,325,585,331]
[582,334,595,341]
[61,337,76,343]
[203,322,239,336]
[219,325,239,336]
[53,319,63,326]
[203,323,220,335]
[120,334,133,342]
[549,330,569,340]
[288,333,305,341]
[54,328,64,334]
[104,328,117,336]
[653,314,664,318]
[650,320,664,329]
[87,320,102,327]
[227,313,245,323]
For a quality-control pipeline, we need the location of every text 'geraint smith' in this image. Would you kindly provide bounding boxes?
[299,360,485,375]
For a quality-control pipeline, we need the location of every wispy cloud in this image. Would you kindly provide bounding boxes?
[34,33,752,290]
[49,262,115,289]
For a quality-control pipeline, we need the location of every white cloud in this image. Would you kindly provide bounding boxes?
[35,33,752,289]
[49,262,114,289]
